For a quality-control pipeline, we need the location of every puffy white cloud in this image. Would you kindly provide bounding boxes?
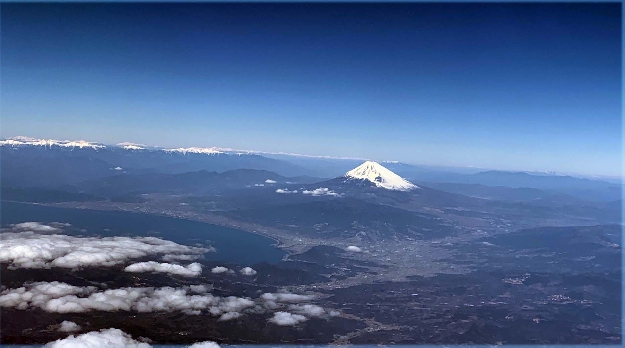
[44,328,150,348]
[58,321,81,333]
[218,311,241,321]
[114,167,123,171]
[124,262,202,277]
[264,179,277,184]
[346,245,362,252]
[10,222,61,233]
[260,292,314,303]
[211,266,230,274]
[239,267,257,276]
[0,282,95,310]
[288,304,326,317]
[215,296,255,314]
[0,231,210,269]
[269,311,308,326]
[302,188,340,197]
[253,184,264,187]
[276,188,298,194]
[189,342,220,348]
[1,282,255,316]
[46,328,220,348]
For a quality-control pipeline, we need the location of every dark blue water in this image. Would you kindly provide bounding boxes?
[0,201,286,265]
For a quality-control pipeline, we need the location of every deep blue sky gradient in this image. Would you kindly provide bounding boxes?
[1,3,621,176]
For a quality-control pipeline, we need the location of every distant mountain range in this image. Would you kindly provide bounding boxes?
[1,136,621,202]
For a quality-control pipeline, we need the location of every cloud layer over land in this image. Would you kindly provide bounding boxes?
[0,223,211,269]
[0,282,255,316]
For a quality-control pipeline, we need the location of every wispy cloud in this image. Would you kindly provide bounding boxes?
[260,292,315,303]
[302,187,340,197]
[276,188,298,194]
[217,311,241,321]
[288,304,326,317]
[269,311,308,326]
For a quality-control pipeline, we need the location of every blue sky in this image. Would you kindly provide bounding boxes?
[1,3,621,177]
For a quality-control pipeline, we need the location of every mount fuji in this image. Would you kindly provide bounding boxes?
[293,161,420,203]
[344,161,418,191]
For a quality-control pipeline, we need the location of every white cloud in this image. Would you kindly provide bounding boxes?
[264,179,277,184]
[44,328,150,348]
[276,188,298,194]
[263,300,279,309]
[302,187,340,197]
[10,222,61,233]
[114,167,123,171]
[0,230,210,269]
[46,328,220,348]
[0,282,95,310]
[346,245,362,252]
[217,311,241,321]
[288,304,326,317]
[260,292,314,303]
[1,282,255,316]
[253,184,264,187]
[211,266,230,274]
[162,254,201,262]
[214,296,255,314]
[269,311,308,326]
[124,262,202,277]
[58,321,81,333]
[189,342,220,348]
[239,267,257,276]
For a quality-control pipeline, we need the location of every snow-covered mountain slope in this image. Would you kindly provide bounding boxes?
[116,142,146,150]
[163,147,223,155]
[2,136,232,156]
[0,136,105,150]
[344,161,418,191]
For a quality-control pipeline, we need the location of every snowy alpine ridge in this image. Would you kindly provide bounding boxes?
[345,161,418,191]
[0,136,105,150]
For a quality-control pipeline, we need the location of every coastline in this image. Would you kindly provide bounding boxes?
[0,200,313,261]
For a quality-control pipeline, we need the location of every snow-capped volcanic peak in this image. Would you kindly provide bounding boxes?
[345,161,418,191]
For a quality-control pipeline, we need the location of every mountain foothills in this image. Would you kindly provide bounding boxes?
[1,136,622,345]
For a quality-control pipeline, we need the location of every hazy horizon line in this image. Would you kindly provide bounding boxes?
[1,134,622,181]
